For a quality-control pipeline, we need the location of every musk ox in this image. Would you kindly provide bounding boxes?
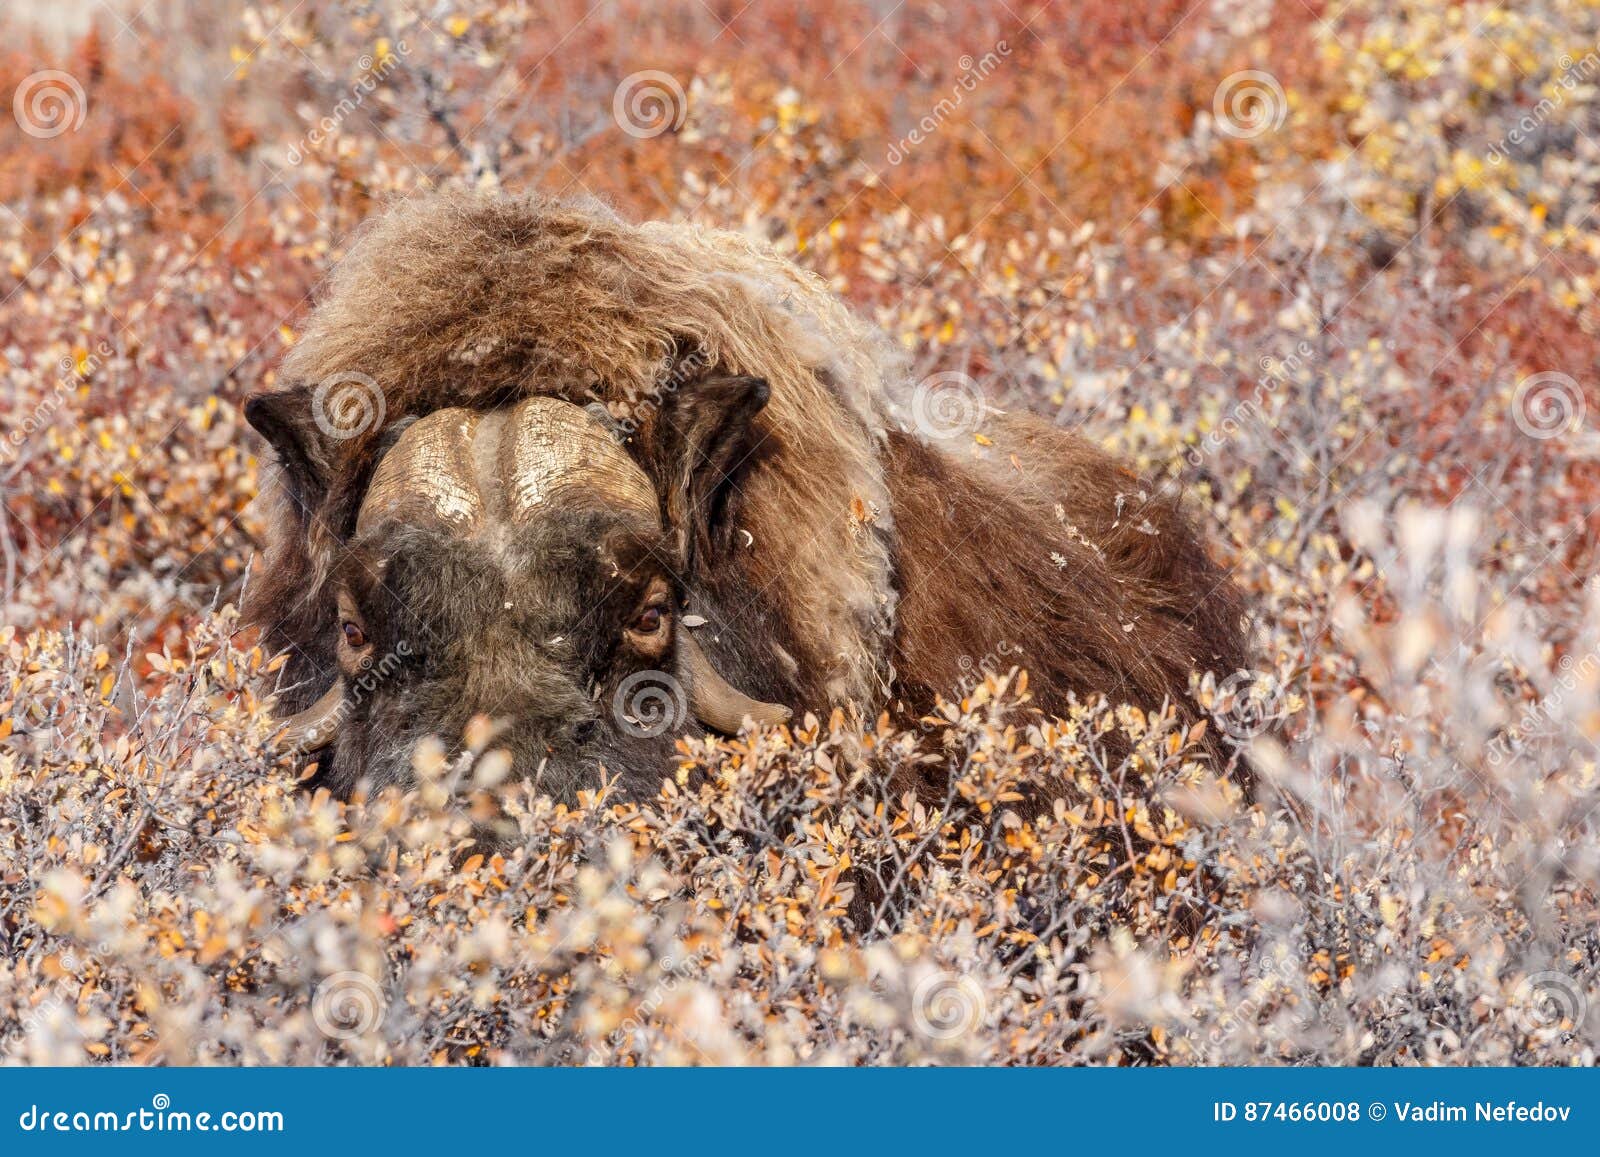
[243,193,1249,800]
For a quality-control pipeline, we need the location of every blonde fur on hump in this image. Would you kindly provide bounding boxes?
[276,192,906,704]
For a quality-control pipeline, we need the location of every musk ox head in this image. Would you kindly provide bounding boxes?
[246,379,789,798]
[244,193,904,801]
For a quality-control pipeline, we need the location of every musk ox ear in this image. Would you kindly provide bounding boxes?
[244,383,335,517]
[644,373,771,561]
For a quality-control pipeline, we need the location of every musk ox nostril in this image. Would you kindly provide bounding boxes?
[571,719,599,745]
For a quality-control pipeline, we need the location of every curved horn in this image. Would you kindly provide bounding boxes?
[358,410,483,534]
[678,630,791,733]
[505,397,658,520]
[276,679,346,752]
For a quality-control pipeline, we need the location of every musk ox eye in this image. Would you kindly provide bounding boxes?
[629,607,664,635]
[342,622,368,649]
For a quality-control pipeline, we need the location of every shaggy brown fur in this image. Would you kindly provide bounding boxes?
[885,417,1247,738]
[244,192,1249,781]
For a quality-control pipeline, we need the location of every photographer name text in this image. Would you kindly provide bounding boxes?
[1211,1100,1573,1124]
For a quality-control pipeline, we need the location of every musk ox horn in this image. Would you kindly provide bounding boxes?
[357,399,659,534]
[503,396,657,519]
[358,410,484,534]
[678,629,791,732]
[276,679,345,752]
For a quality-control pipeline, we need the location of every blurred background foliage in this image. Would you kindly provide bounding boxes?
[0,0,1597,1065]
